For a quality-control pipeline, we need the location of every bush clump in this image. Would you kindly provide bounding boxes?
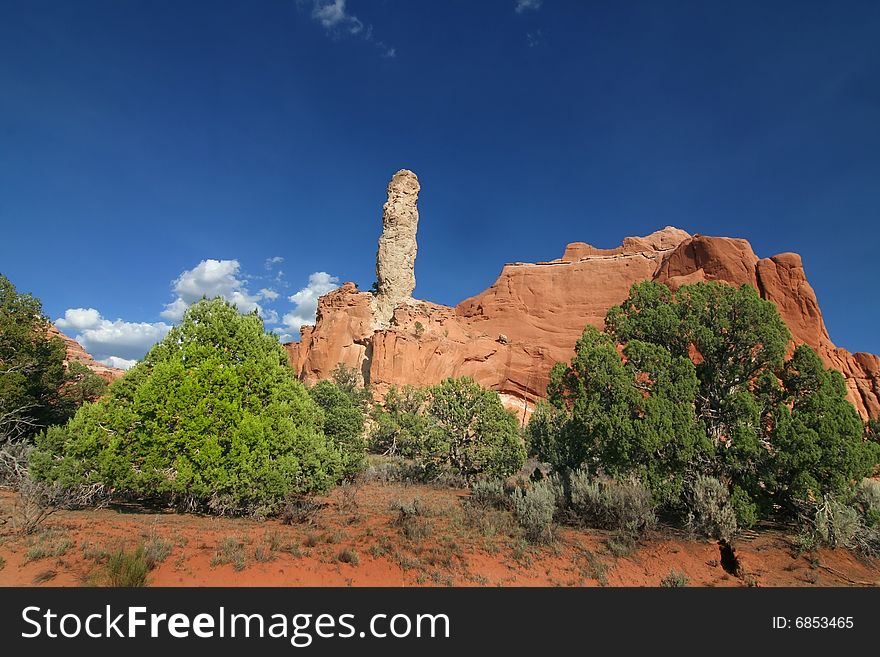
[30,298,343,515]
[811,496,861,549]
[308,380,366,477]
[569,471,656,538]
[370,378,525,480]
[686,475,738,542]
[855,479,880,527]
[469,478,509,509]
[528,281,880,527]
[512,479,557,543]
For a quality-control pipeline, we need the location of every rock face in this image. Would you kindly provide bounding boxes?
[48,325,124,382]
[285,174,880,421]
[373,169,420,327]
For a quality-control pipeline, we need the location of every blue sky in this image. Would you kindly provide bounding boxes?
[1,0,879,367]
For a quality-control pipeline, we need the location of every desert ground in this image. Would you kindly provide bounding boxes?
[2,478,877,588]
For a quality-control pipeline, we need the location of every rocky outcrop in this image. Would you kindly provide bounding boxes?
[285,173,879,421]
[48,325,124,381]
[655,235,880,418]
[373,170,420,327]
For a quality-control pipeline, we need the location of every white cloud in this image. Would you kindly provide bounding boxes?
[54,307,102,331]
[273,329,296,344]
[264,256,284,270]
[159,298,189,322]
[99,356,138,370]
[312,0,363,34]
[281,272,340,333]
[515,0,542,13]
[56,308,171,363]
[309,1,395,57]
[162,259,276,321]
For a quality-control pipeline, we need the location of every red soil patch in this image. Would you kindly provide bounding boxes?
[1,485,877,588]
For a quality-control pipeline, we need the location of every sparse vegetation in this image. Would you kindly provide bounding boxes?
[211,536,247,571]
[391,497,432,541]
[661,569,689,587]
[337,547,360,565]
[281,495,323,525]
[25,529,73,562]
[512,480,556,543]
[569,471,655,539]
[142,534,173,569]
[469,478,509,509]
[103,547,150,587]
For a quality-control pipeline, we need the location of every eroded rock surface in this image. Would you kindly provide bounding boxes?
[285,174,879,420]
[48,325,124,381]
[373,169,420,327]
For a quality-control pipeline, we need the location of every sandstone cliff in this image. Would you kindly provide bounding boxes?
[48,325,124,382]
[285,174,879,421]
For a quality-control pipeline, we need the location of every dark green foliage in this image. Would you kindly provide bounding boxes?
[58,361,108,414]
[370,379,525,479]
[424,377,525,479]
[768,346,878,512]
[1,275,71,441]
[532,326,707,506]
[30,298,342,514]
[308,380,366,477]
[330,363,373,410]
[530,280,880,525]
[369,385,431,459]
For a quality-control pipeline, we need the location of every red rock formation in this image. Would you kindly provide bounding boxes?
[285,228,879,420]
[47,325,124,382]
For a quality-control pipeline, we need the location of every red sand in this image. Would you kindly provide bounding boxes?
[1,485,877,588]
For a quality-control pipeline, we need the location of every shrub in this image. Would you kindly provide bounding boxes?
[469,478,509,509]
[337,547,360,565]
[512,479,556,543]
[370,378,525,480]
[11,478,107,535]
[569,471,656,538]
[811,496,860,549]
[530,281,880,526]
[142,535,173,569]
[660,570,689,587]
[369,385,431,458]
[30,298,343,514]
[391,497,432,541]
[423,377,525,479]
[308,380,366,477]
[104,547,150,587]
[686,475,738,542]
[855,479,880,527]
[211,537,247,571]
[280,495,324,525]
[330,363,373,410]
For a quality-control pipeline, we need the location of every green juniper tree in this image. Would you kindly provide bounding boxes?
[0,274,106,445]
[531,281,879,524]
[308,379,366,477]
[31,298,342,513]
